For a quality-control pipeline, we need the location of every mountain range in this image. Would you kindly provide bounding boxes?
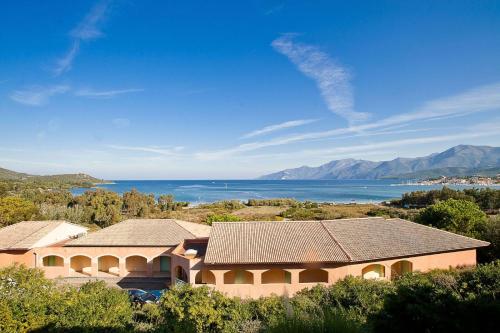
[259,145,500,180]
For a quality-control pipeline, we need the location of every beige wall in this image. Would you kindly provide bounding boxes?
[176,249,478,298]
[0,250,36,268]
[32,245,173,279]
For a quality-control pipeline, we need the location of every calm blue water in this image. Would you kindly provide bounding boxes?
[71,180,499,204]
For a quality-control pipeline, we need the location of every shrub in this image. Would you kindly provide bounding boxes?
[0,264,57,332]
[247,198,300,207]
[199,200,245,211]
[158,284,250,333]
[0,196,39,227]
[204,213,241,226]
[52,281,133,331]
[416,199,488,238]
[372,262,500,333]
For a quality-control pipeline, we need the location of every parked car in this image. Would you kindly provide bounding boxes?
[136,292,159,304]
[147,289,166,299]
[126,288,147,302]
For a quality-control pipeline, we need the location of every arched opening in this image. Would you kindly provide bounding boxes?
[195,269,216,285]
[42,255,64,267]
[98,255,119,276]
[70,255,92,276]
[391,260,413,279]
[262,269,291,284]
[362,264,386,279]
[299,269,328,283]
[224,269,254,284]
[153,256,171,276]
[126,256,148,276]
[175,266,188,283]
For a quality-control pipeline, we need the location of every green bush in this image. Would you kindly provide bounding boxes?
[204,213,241,226]
[247,198,300,207]
[0,265,133,333]
[158,284,251,333]
[372,261,500,333]
[52,281,133,331]
[416,198,488,238]
[0,196,39,227]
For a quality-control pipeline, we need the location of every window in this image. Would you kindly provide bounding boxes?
[43,255,63,267]
[160,256,170,272]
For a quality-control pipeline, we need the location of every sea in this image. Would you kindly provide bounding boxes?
[71,179,500,204]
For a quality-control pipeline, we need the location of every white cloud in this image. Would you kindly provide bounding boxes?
[9,85,70,106]
[53,0,112,76]
[293,128,500,158]
[112,118,131,128]
[107,144,184,156]
[241,119,318,139]
[196,81,500,159]
[75,88,144,98]
[272,34,369,123]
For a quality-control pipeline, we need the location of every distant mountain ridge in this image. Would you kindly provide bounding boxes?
[259,145,500,180]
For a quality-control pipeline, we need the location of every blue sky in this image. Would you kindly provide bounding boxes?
[1,0,500,179]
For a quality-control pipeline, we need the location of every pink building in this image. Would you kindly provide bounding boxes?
[0,217,489,298]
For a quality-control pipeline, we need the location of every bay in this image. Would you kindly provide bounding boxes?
[71,179,499,204]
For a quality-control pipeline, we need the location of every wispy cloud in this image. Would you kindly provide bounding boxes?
[112,118,131,128]
[265,4,284,15]
[195,82,500,159]
[291,127,500,159]
[53,0,112,76]
[272,34,369,123]
[75,88,144,99]
[107,144,184,156]
[241,119,318,139]
[10,85,70,106]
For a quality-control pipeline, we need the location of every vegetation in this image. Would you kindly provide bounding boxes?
[416,199,488,238]
[0,196,38,227]
[1,257,500,332]
[204,213,241,225]
[151,262,500,333]
[0,265,133,333]
[391,186,500,212]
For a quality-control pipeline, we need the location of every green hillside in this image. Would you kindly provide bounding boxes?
[0,167,105,185]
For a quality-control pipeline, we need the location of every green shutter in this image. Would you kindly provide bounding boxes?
[48,256,56,266]
[285,271,291,284]
[160,257,170,272]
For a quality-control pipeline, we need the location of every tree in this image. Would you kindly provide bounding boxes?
[52,281,133,331]
[158,284,248,333]
[0,196,38,227]
[204,213,241,226]
[123,189,156,217]
[416,199,488,238]
[0,264,58,333]
[76,190,123,228]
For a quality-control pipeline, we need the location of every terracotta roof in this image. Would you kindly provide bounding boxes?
[204,221,350,264]
[67,219,211,246]
[0,220,67,250]
[204,218,489,264]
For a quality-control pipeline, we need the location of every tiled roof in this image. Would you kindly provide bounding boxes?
[67,219,211,246]
[0,220,66,250]
[204,218,489,264]
[204,221,351,264]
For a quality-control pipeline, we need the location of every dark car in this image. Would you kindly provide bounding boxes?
[136,292,159,304]
[127,288,147,302]
[147,289,166,300]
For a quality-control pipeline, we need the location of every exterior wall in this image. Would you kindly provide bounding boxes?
[0,249,36,268]
[179,249,478,299]
[34,246,174,279]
